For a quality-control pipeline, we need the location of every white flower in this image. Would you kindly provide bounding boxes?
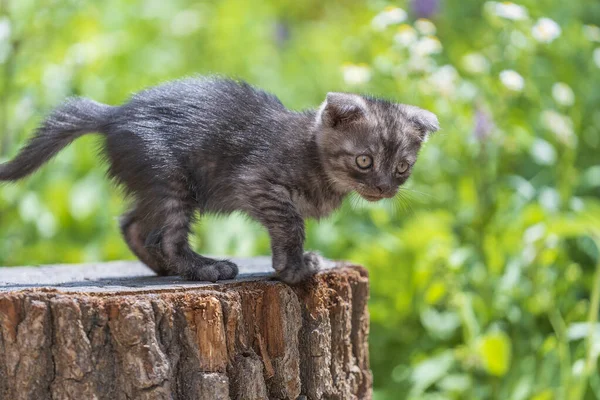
[170,10,202,37]
[461,53,490,74]
[372,7,407,31]
[0,18,9,64]
[457,81,478,101]
[411,36,442,57]
[583,25,600,42]
[510,31,530,48]
[572,359,585,377]
[428,65,459,97]
[373,55,393,73]
[541,110,576,147]
[19,193,43,222]
[42,64,72,102]
[532,18,561,43]
[530,139,556,165]
[415,19,436,35]
[37,211,57,238]
[486,2,529,21]
[523,223,546,243]
[69,177,101,220]
[594,48,600,68]
[394,24,417,47]
[552,82,575,106]
[0,17,10,42]
[499,70,524,91]
[404,55,435,73]
[342,64,371,85]
[539,187,560,211]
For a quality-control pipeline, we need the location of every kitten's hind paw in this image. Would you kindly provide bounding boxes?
[183,260,239,282]
[277,251,322,285]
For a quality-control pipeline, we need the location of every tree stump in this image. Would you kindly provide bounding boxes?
[0,258,372,400]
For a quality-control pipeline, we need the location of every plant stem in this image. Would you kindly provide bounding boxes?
[572,233,600,399]
[549,309,571,398]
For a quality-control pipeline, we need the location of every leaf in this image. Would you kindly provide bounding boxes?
[582,165,600,188]
[410,351,454,395]
[476,331,512,377]
[437,373,472,393]
[567,322,600,359]
[425,281,447,304]
[531,389,555,400]
[568,322,599,341]
[529,139,556,166]
[420,307,461,340]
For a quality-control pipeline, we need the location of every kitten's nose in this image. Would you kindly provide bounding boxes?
[376,184,396,198]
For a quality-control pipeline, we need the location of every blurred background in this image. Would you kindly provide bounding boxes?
[1,0,600,398]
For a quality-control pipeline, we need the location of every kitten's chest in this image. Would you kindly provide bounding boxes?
[291,190,343,219]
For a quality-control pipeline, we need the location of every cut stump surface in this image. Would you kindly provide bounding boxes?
[0,258,372,400]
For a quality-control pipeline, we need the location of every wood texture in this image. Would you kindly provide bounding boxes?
[0,259,371,400]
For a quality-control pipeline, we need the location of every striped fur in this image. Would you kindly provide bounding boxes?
[0,77,438,283]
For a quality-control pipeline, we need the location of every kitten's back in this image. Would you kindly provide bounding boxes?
[125,77,285,118]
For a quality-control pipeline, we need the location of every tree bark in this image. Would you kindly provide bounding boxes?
[0,258,371,400]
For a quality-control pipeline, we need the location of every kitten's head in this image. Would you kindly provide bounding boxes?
[315,92,439,202]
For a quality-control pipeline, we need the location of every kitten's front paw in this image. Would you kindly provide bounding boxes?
[278,251,322,285]
[183,260,239,282]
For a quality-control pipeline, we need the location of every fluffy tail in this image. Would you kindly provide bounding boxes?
[0,98,114,181]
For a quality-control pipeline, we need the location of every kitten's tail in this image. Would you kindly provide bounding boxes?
[0,98,114,181]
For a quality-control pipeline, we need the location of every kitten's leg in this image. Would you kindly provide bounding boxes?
[139,193,239,282]
[248,192,320,284]
[120,207,172,275]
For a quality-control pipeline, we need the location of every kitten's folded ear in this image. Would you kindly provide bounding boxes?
[319,92,367,128]
[401,105,440,139]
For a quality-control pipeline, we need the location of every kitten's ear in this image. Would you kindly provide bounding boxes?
[319,92,367,128]
[401,105,440,139]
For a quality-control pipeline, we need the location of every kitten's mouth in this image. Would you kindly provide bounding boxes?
[357,191,386,202]
[361,194,384,202]
[357,189,397,202]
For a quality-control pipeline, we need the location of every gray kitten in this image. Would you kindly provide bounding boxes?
[0,77,439,283]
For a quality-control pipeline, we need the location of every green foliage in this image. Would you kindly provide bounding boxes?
[1,0,599,398]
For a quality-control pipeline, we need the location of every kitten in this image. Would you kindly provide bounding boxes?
[0,77,439,284]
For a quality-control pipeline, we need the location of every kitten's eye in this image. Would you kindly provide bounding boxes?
[356,155,373,169]
[396,161,410,175]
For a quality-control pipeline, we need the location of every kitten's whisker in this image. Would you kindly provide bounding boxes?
[349,192,369,212]
[401,188,434,198]
[392,192,415,217]
[348,193,361,211]
[396,188,431,207]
